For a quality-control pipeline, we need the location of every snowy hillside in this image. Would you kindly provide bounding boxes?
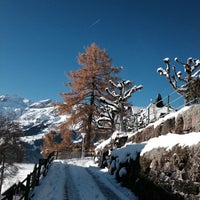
[0,94,68,162]
[17,100,68,135]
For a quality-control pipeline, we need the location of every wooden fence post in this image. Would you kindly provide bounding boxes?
[31,164,37,189]
[0,154,5,196]
[36,163,41,186]
[24,174,31,200]
[43,159,47,177]
[55,151,58,159]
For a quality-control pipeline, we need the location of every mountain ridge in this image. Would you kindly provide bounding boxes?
[0,94,68,162]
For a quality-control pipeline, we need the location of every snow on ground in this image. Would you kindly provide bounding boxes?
[31,158,138,200]
[2,131,200,199]
[31,160,67,200]
[1,163,35,193]
[88,163,136,200]
[111,143,145,162]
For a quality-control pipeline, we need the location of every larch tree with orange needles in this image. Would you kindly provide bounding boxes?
[59,43,121,150]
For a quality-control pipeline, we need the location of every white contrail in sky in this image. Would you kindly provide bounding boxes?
[88,19,101,29]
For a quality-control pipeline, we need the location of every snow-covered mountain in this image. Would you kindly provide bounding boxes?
[0,95,31,119]
[0,94,68,162]
[0,95,67,130]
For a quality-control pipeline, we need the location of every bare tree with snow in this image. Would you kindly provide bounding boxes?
[157,57,200,105]
[98,80,143,132]
[0,118,24,194]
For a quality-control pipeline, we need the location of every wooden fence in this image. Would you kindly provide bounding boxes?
[55,149,95,160]
[1,151,55,200]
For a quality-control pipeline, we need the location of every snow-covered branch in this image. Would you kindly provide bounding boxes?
[99,97,118,110]
[97,79,143,132]
[105,88,120,98]
[157,56,200,105]
[124,85,143,100]
[192,69,200,78]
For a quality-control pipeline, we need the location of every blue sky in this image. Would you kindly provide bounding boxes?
[1,0,200,107]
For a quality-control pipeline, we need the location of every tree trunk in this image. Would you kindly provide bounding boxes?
[0,154,5,196]
[86,86,95,150]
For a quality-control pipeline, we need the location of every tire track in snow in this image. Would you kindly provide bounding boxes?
[64,165,81,200]
[86,168,123,200]
[64,158,136,200]
[64,162,107,200]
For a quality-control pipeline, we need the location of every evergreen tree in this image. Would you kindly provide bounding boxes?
[155,93,164,107]
[58,43,121,150]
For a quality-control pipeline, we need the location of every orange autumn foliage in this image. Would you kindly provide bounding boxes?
[58,43,121,149]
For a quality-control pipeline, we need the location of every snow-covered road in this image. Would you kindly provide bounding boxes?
[32,158,138,200]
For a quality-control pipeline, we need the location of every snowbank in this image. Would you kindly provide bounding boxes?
[2,163,35,193]
[110,132,200,160]
[32,160,66,200]
[140,132,200,156]
[111,143,146,162]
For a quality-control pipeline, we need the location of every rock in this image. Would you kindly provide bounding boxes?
[99,104,200,199]
[139,144,200,199]
[181,104,200,132]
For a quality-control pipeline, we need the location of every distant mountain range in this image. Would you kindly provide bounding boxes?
[0,94,68,162]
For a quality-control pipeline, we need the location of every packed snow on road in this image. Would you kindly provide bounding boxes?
[31,157,138,200]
